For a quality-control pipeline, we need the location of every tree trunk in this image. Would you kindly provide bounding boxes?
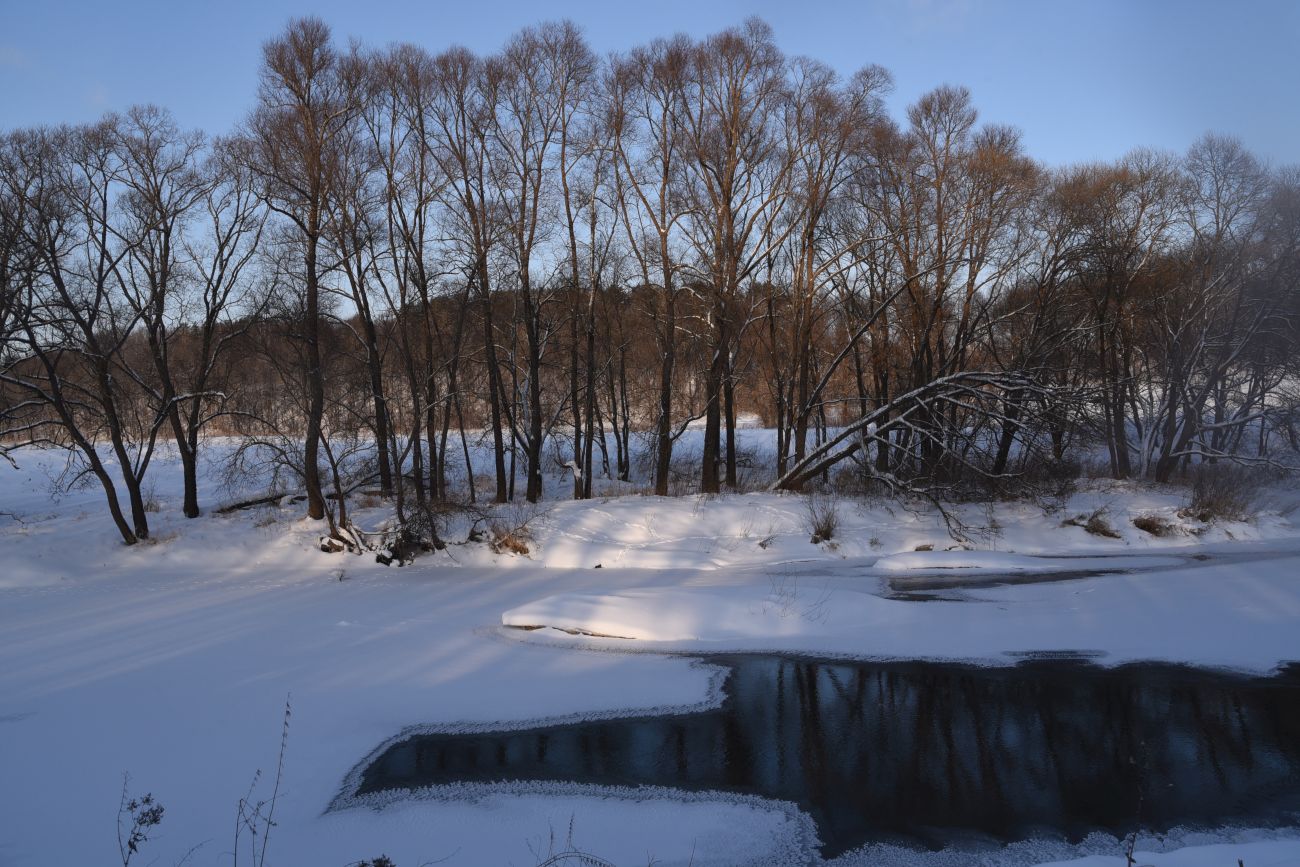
[363,317,394,496]
[654,292,676,496]
[303,228,327,520]
[480,280,508,503]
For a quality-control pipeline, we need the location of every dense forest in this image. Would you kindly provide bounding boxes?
[2,17,1298,547]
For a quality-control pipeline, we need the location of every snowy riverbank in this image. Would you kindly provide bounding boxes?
[3,446,1299,866]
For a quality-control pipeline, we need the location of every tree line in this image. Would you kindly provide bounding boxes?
[2,17,1298,546]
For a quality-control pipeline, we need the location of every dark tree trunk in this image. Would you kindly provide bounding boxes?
[480,276,508,503]
[303,228,327,520]
[654,291,676,496]
[362,316,394,496]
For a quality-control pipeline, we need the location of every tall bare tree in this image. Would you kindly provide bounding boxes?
[243,17,356,520]
[679,19,797,492]
[609,34,695,496]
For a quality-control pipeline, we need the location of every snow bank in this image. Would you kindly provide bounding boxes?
[448,482,1298,574]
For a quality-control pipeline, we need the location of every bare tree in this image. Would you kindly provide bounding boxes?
[0,123,157,543]
[1144,134,1280,479]
[114,106,264,518]
[678,19,797,492]
[325,49,397,497]
[429,45,511,503]
[360,42,453,521]
[485,21,596,502]
[608,34,695,496]
[768,60,891,475]
[242,17,357,521]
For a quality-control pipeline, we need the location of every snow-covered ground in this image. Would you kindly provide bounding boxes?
[2,442,1299,866]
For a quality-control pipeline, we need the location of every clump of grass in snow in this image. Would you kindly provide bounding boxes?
[1063,506,1121,539]
[804,491,839,544]
[1133,514,1177,537]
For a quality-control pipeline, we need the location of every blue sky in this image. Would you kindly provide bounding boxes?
[2,0,1297,167]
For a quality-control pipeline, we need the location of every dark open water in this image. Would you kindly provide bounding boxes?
[356,657,1300,857]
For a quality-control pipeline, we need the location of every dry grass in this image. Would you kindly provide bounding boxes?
[804,491,839,544]
[1133,514,1177,537]
[1063,506,1121,538]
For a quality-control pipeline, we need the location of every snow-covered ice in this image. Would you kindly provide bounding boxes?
[501,550,1300,671]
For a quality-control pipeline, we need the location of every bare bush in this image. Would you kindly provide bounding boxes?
[827,463,891,499]
[731,445,771,492]
[1001,456,1081,502]
[375,506,446,566]
[484,502,550,556]
[142,482,161,514]
[1184,464,1258,522]
[1079,457,1115,480]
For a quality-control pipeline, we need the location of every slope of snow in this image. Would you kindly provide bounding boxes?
[444,483,1297,573]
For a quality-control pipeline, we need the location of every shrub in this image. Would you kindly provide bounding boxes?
[486,502,548,556]
[1025,456,1081,501]
[379,507,444,565]
[1185,463,1256,522]
[959,455,1082,503]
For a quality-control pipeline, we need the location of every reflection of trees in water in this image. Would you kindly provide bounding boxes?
[359,659,1300,856]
